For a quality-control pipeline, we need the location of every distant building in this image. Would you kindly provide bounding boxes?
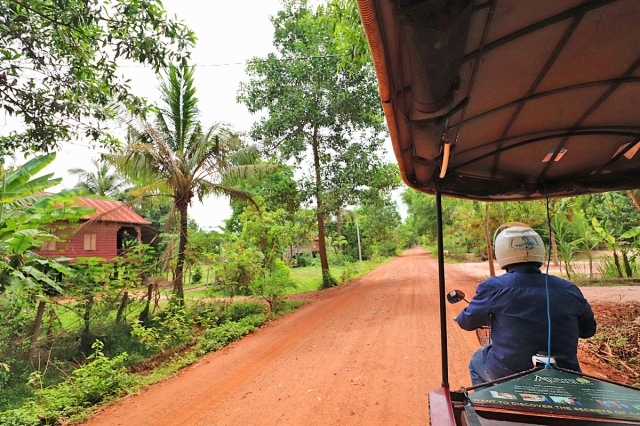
[284,237,320,260]
[33,196,157,262]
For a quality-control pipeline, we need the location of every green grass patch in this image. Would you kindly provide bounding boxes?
[289,257,393,292]
[290,266,323,292]
[184,288,209,299]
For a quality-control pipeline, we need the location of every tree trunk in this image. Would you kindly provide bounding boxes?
[173,201,189,303]
[551,230,559,266]
[483,203,495,277]
[312,125,334,288]
[336,211,343,253]
[81,295,94,352]
[586,250,594,279]
[628,190,640,213]
[622,250,633,278]
[138,284,154,324]
[46,305,57,337]
[613,250,624,278]
[116,291,129,324]
[29,300,46,358]
[563,260,572,280]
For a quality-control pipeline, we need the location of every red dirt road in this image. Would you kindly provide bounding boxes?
[84,248,616,426]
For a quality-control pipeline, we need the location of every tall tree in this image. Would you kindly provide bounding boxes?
[69,159,127,198]
[356,195,401,258]
[225,164,302,234]
[238,0,386,288]
[110,63,271,301]
[0,0,195,152]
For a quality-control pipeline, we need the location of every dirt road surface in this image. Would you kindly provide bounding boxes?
[83,248,630,426]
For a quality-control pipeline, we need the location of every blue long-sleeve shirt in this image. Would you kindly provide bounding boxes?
[455,263,596,379]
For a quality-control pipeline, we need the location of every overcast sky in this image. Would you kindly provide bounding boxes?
[49,0,286,230]
[21,0,403,229]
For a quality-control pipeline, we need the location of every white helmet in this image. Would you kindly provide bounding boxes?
[494,224,545,269]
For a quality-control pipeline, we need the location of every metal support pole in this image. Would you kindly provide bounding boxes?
[436,190,449,388]
[356,214,362,262]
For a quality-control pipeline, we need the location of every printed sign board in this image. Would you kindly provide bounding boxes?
[470,368,640,422]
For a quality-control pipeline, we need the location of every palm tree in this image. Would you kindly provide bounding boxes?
[110,63,272,301]
[69,159,127,197]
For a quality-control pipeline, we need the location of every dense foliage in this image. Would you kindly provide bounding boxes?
[0,0,195,153]
[3,0,639,422]
[400,187,640,280]
[238,0,395,288]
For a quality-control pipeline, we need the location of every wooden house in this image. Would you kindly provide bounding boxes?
[33,196,156,262]
[283,237,320,260]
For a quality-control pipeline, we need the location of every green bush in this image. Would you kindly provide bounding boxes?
[296,252,316,268]
[251,261,297,312]
[0,341,134,425]
[340,262,363,284]
[598,257,623,279]
[218,302,265,323]
[328,251,347,266]
[131,304,194,353]
[0,407,40,426]
[187,300,225,328]
[274,300,306,315]
[191,266,203,285]
[195,314,265,355]
[0,363,10,391]
[318,269,338,289]
[374,241,398,257]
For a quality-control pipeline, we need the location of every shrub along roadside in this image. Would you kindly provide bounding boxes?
[0,300,304,426]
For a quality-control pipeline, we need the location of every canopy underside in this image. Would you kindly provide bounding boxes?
[358,0,640,200]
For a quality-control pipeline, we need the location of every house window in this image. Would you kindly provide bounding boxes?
[42,240,56,251]
[84,234,97,251]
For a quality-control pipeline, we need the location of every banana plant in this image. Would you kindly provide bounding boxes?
[621,226,640,240]
[570,211,601,279]
[551,214,578,279]
[0,153,94,291]
[620,225,640,276]
[591,217,624,278]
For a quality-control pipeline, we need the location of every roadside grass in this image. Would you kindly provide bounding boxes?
[574,279,640,287]
[0,256,392,424]
[0,299,304,426]
[290,266,323,292]
[183,257,395,296]
[289,257,393,293]
[184,288,209,299]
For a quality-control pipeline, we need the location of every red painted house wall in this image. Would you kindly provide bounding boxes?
[33,196,152,262]
[34,222,140,262]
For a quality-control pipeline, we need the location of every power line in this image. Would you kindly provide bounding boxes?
[117,53,345,68]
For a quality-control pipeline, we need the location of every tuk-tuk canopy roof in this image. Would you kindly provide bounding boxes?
[358,0,640,200]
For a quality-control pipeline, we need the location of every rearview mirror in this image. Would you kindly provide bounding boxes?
[447,289,466,304]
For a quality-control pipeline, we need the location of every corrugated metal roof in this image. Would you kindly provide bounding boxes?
[76,197,151,225]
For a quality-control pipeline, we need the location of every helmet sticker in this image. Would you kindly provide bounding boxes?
[510,236,540,251]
